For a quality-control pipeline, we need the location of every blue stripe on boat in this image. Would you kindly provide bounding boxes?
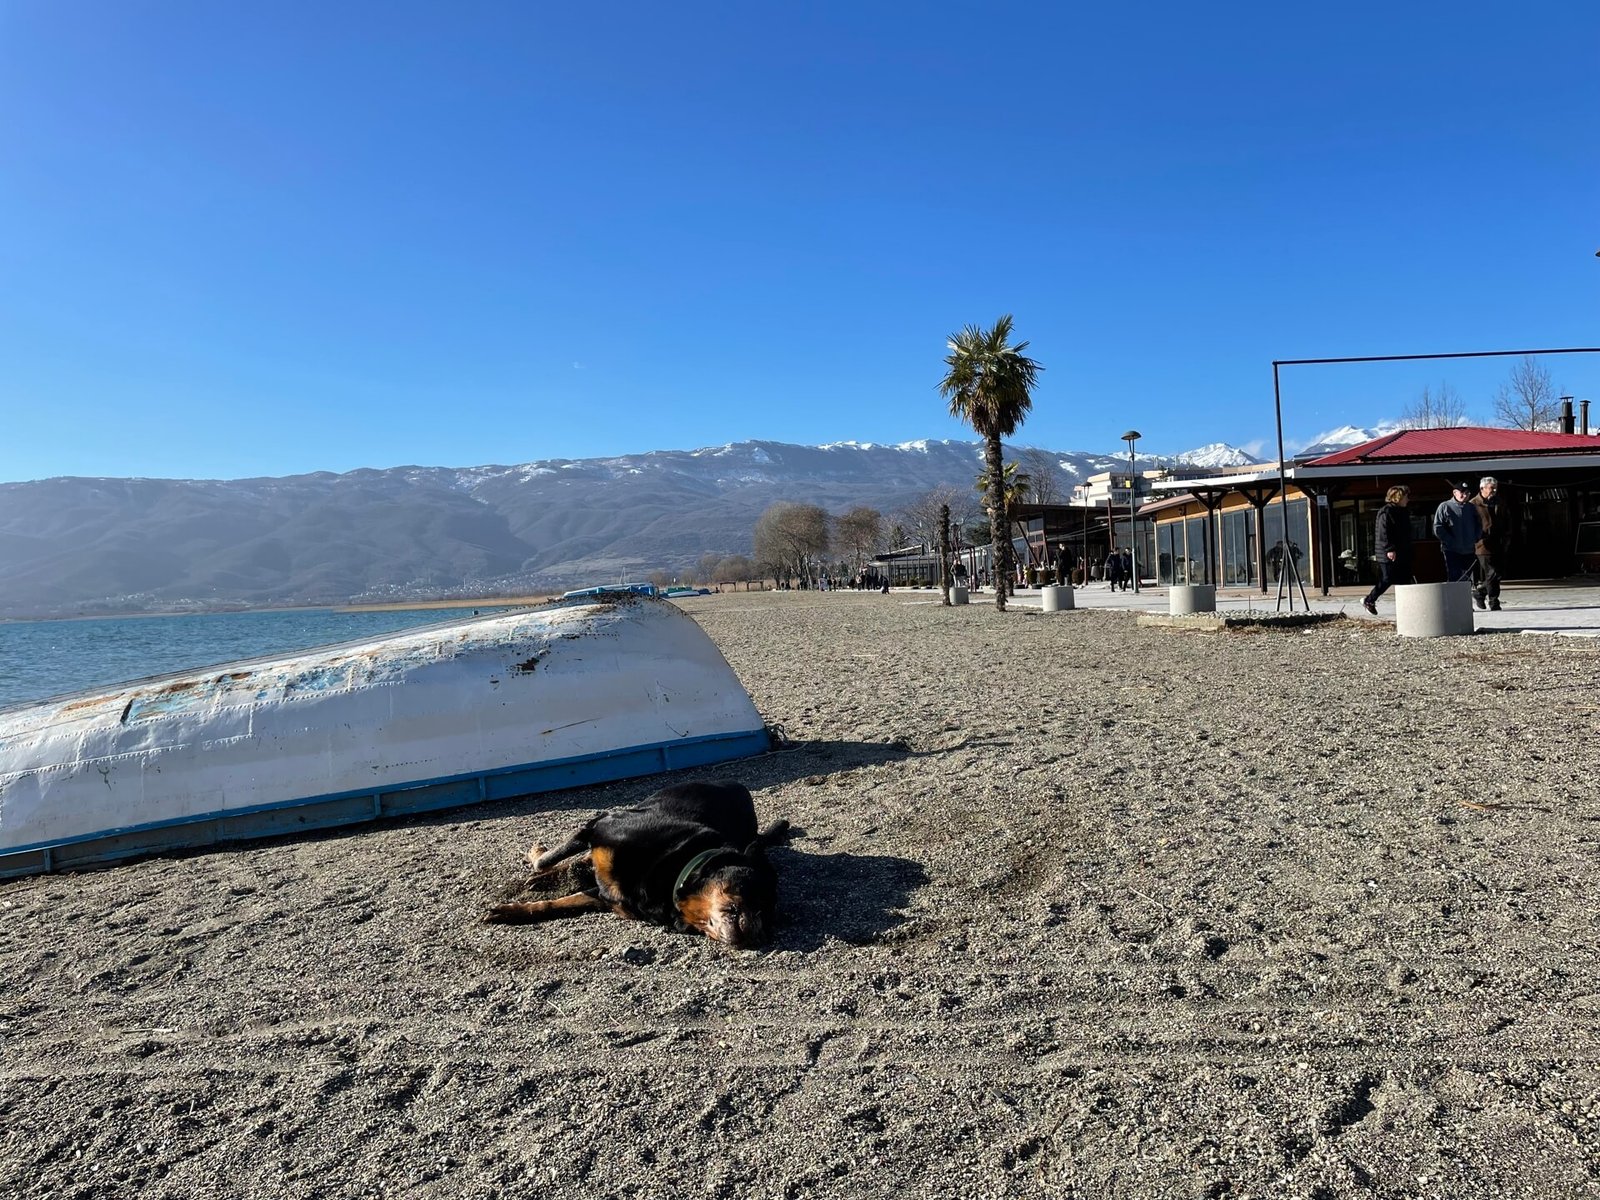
[0,726,771,878]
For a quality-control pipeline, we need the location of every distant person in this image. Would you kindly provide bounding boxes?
[1469,476,1506,611]
[1432,480,1483,585]
[1362,484,1413,614]
[1104,547,1124,591]
[1118,547,1133,590]
[1266,540,1304,582]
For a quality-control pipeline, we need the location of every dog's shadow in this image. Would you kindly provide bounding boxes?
[769,839,929,952]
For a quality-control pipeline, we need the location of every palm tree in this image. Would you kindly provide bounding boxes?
[939,315,1043,610]
[974,464,1034,586]
[973,462,1032,510]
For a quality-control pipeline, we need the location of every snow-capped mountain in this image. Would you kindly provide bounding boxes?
[0,437,1260,617]
[1292,423,1399,460]
[1168,442,1261,469]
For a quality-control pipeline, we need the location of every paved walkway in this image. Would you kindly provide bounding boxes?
[981,578,1600,637]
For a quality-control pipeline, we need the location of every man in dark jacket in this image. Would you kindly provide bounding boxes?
[1432,481,1483,585]
[1104,547,1123,590]
[1469,476,1506,610]
[1362,484,1413,614]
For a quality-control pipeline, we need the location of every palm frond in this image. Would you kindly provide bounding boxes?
[936,313,1043,439]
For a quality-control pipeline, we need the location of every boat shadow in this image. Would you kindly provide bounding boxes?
[473,735,923,820]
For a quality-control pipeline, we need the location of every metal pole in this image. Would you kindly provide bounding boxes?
[1129,441,1139,592]
[1271,364,1310,611]
[1272,363,1294,611]
[1105,494,1111,582]
[1121,430,1142,594]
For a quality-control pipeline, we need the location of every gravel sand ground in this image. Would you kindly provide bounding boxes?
[3,590,1599,1199]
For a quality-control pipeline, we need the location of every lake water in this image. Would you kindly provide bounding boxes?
[0,607,513,711]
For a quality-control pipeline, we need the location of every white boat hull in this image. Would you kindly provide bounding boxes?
[0,599,769,877]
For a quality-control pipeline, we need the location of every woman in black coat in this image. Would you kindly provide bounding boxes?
[1362,485,1413,613]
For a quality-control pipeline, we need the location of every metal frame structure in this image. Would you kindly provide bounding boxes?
[1272,345,1600,610]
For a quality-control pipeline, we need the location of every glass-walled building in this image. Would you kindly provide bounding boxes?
[1142,428,1600,592]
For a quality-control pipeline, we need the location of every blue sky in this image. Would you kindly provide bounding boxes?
[3,1,1597,483]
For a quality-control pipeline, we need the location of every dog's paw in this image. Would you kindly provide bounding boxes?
[482,904,519,924]
[524,843,547,866]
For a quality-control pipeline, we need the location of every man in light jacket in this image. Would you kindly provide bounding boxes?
[1432,481,1483,585]
[1469,476,1506,611]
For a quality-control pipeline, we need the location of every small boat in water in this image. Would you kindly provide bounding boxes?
[0,597,771,878]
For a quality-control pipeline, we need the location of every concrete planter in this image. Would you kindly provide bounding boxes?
[950,585,969,606]
[1040,585,1075,612]
[1169,585,1216,616]
[1395,581,1475,637]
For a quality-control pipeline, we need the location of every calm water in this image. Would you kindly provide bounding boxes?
[0,607,512,711]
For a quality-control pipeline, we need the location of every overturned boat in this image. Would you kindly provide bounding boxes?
[0,598,770,878]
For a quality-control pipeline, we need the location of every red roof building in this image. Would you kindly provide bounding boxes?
[1138,426,1600,593]
[1306,426,1600,468]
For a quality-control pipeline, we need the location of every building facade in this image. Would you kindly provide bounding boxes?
[1144,427,1600,592]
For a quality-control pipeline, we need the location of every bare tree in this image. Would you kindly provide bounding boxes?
[938,503,954,604]
[1494,356,1559,430]
[896,485,967,554]
[947,486,981,534]
[713,554,755,588]
[1018,447,1064,504]
[1400,381,1469,429]
[752,501,831,586]
[834,506,885,573]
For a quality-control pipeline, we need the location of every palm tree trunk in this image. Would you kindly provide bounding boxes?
[985,436,1008,611]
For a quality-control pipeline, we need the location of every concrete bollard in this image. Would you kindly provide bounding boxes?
[1395,581,1475,637]
[1040,584,1075,612]
[1168,584,1216,616]
[950,585,969,605]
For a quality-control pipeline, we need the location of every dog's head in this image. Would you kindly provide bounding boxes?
[674,844,778,949]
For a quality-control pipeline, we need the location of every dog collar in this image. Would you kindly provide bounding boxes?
[674,848,740,900]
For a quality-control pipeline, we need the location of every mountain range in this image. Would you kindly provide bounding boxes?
[0,438,1259,618]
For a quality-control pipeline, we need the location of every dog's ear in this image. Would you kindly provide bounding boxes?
[741,839,769,861]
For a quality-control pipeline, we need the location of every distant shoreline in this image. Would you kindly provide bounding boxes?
[335,596,550,613]
[0,595,557,625]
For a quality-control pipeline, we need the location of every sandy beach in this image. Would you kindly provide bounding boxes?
[3,590,1598,1199]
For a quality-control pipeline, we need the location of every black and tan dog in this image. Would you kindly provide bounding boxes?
[484,781,787,948]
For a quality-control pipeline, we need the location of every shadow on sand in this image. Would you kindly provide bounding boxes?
[767,839,929,952]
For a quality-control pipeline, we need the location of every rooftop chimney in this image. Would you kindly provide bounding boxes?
[1583,398,1591,436]
[1560,395,1575,435]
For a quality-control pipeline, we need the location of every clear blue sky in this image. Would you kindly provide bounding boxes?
[3,1,1597,483]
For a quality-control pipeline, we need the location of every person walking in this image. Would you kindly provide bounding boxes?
[1104,546,1124,591]
[1362,484,1413,614]
[1469,476,1506,611]
[1432,480,1483,585]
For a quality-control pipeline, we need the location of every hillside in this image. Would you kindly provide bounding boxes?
[0,439,1258,617]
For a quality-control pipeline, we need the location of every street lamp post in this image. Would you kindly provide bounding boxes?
[1121,430,1141,593]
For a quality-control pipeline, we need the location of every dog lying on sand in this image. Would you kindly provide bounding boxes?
[484,781,788,949]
